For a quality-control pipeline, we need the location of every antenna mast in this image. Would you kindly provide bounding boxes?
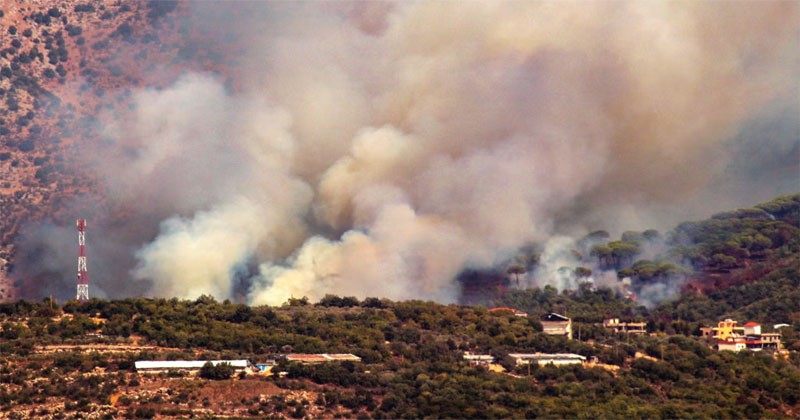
[76,219,89,301]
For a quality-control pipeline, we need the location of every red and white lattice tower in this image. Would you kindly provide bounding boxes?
[76,219,89,301]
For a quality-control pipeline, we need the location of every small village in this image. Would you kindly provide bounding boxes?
[126,310,787,379]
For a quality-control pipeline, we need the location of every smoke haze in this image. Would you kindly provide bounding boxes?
[15,1,799,305]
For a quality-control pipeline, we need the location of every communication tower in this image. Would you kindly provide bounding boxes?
[76,219,88,301]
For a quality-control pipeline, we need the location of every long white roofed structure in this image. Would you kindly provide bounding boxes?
[135,360,252,372]
[507,353,586,366]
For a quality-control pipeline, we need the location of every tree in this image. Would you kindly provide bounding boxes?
[711,253,737,269]
[199,361,234,380]
[608,241,640,268]
[585,230,610,242]
[749,234,772,252]
[507,265,526,284]
[643,230,660,241]
[18,140,34,152]
[591,244,613,268]
[621,231,645,244]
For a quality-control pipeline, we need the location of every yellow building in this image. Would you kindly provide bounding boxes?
[716,319,740,339]
[701,319,744,340]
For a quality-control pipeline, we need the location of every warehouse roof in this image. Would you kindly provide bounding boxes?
[135,360,251,370]
[507,353,586,361]
[286,354,361,363]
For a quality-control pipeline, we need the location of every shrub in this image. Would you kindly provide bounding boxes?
[147,1,178,21]
[18,140,34,152]
[66,25,82,37]
[114,23,133,39]
[74,4,95,13]
[199,362,234,380]
[92,40,109,50]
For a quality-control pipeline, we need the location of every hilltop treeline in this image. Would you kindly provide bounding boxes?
[484,194,800,308]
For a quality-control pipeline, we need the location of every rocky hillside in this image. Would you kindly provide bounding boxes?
[0,0,234,300]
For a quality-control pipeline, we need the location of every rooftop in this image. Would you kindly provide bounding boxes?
[286,354,361,362]
[135,360,251,370]
[463,353,494,361]
[541,313,570,322]
[508,353,586,361]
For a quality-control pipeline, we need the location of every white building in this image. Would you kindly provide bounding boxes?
[285,354,362,364]
[717,338,747,352]
[540,313,573,340]
[508,353,586,366]
[135,360,252,373]
[743,322,761,336]
[463,353,494,366]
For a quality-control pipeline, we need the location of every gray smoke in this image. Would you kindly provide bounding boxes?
[15,1,799,305]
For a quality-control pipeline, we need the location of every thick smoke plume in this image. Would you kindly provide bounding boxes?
[16,2,799,304]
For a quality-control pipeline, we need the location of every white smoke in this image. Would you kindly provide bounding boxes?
[82,1,797,305]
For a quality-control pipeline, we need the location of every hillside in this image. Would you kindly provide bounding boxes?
[0,271,799,418]
[0,0,219,299]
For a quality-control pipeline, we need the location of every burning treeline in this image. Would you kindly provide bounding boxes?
[13,1,799,305]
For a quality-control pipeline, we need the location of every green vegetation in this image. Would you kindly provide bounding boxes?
[73,4,95,13]
[199,362,234,380]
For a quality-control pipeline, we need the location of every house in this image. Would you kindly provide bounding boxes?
[285,354,362,364]
[603,318,647,335]
[703,320,781,352]
[255,360,277,373]
[701,319,743,340]
[134,360,253,374]
[507,353,586,366]
[742,322,781,351]
[717,337,747,352]
[743,322,761,336]
[540,313,572,339]
[463,352,494,366]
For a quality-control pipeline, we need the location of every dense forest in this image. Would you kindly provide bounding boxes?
[0,195,798,418]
